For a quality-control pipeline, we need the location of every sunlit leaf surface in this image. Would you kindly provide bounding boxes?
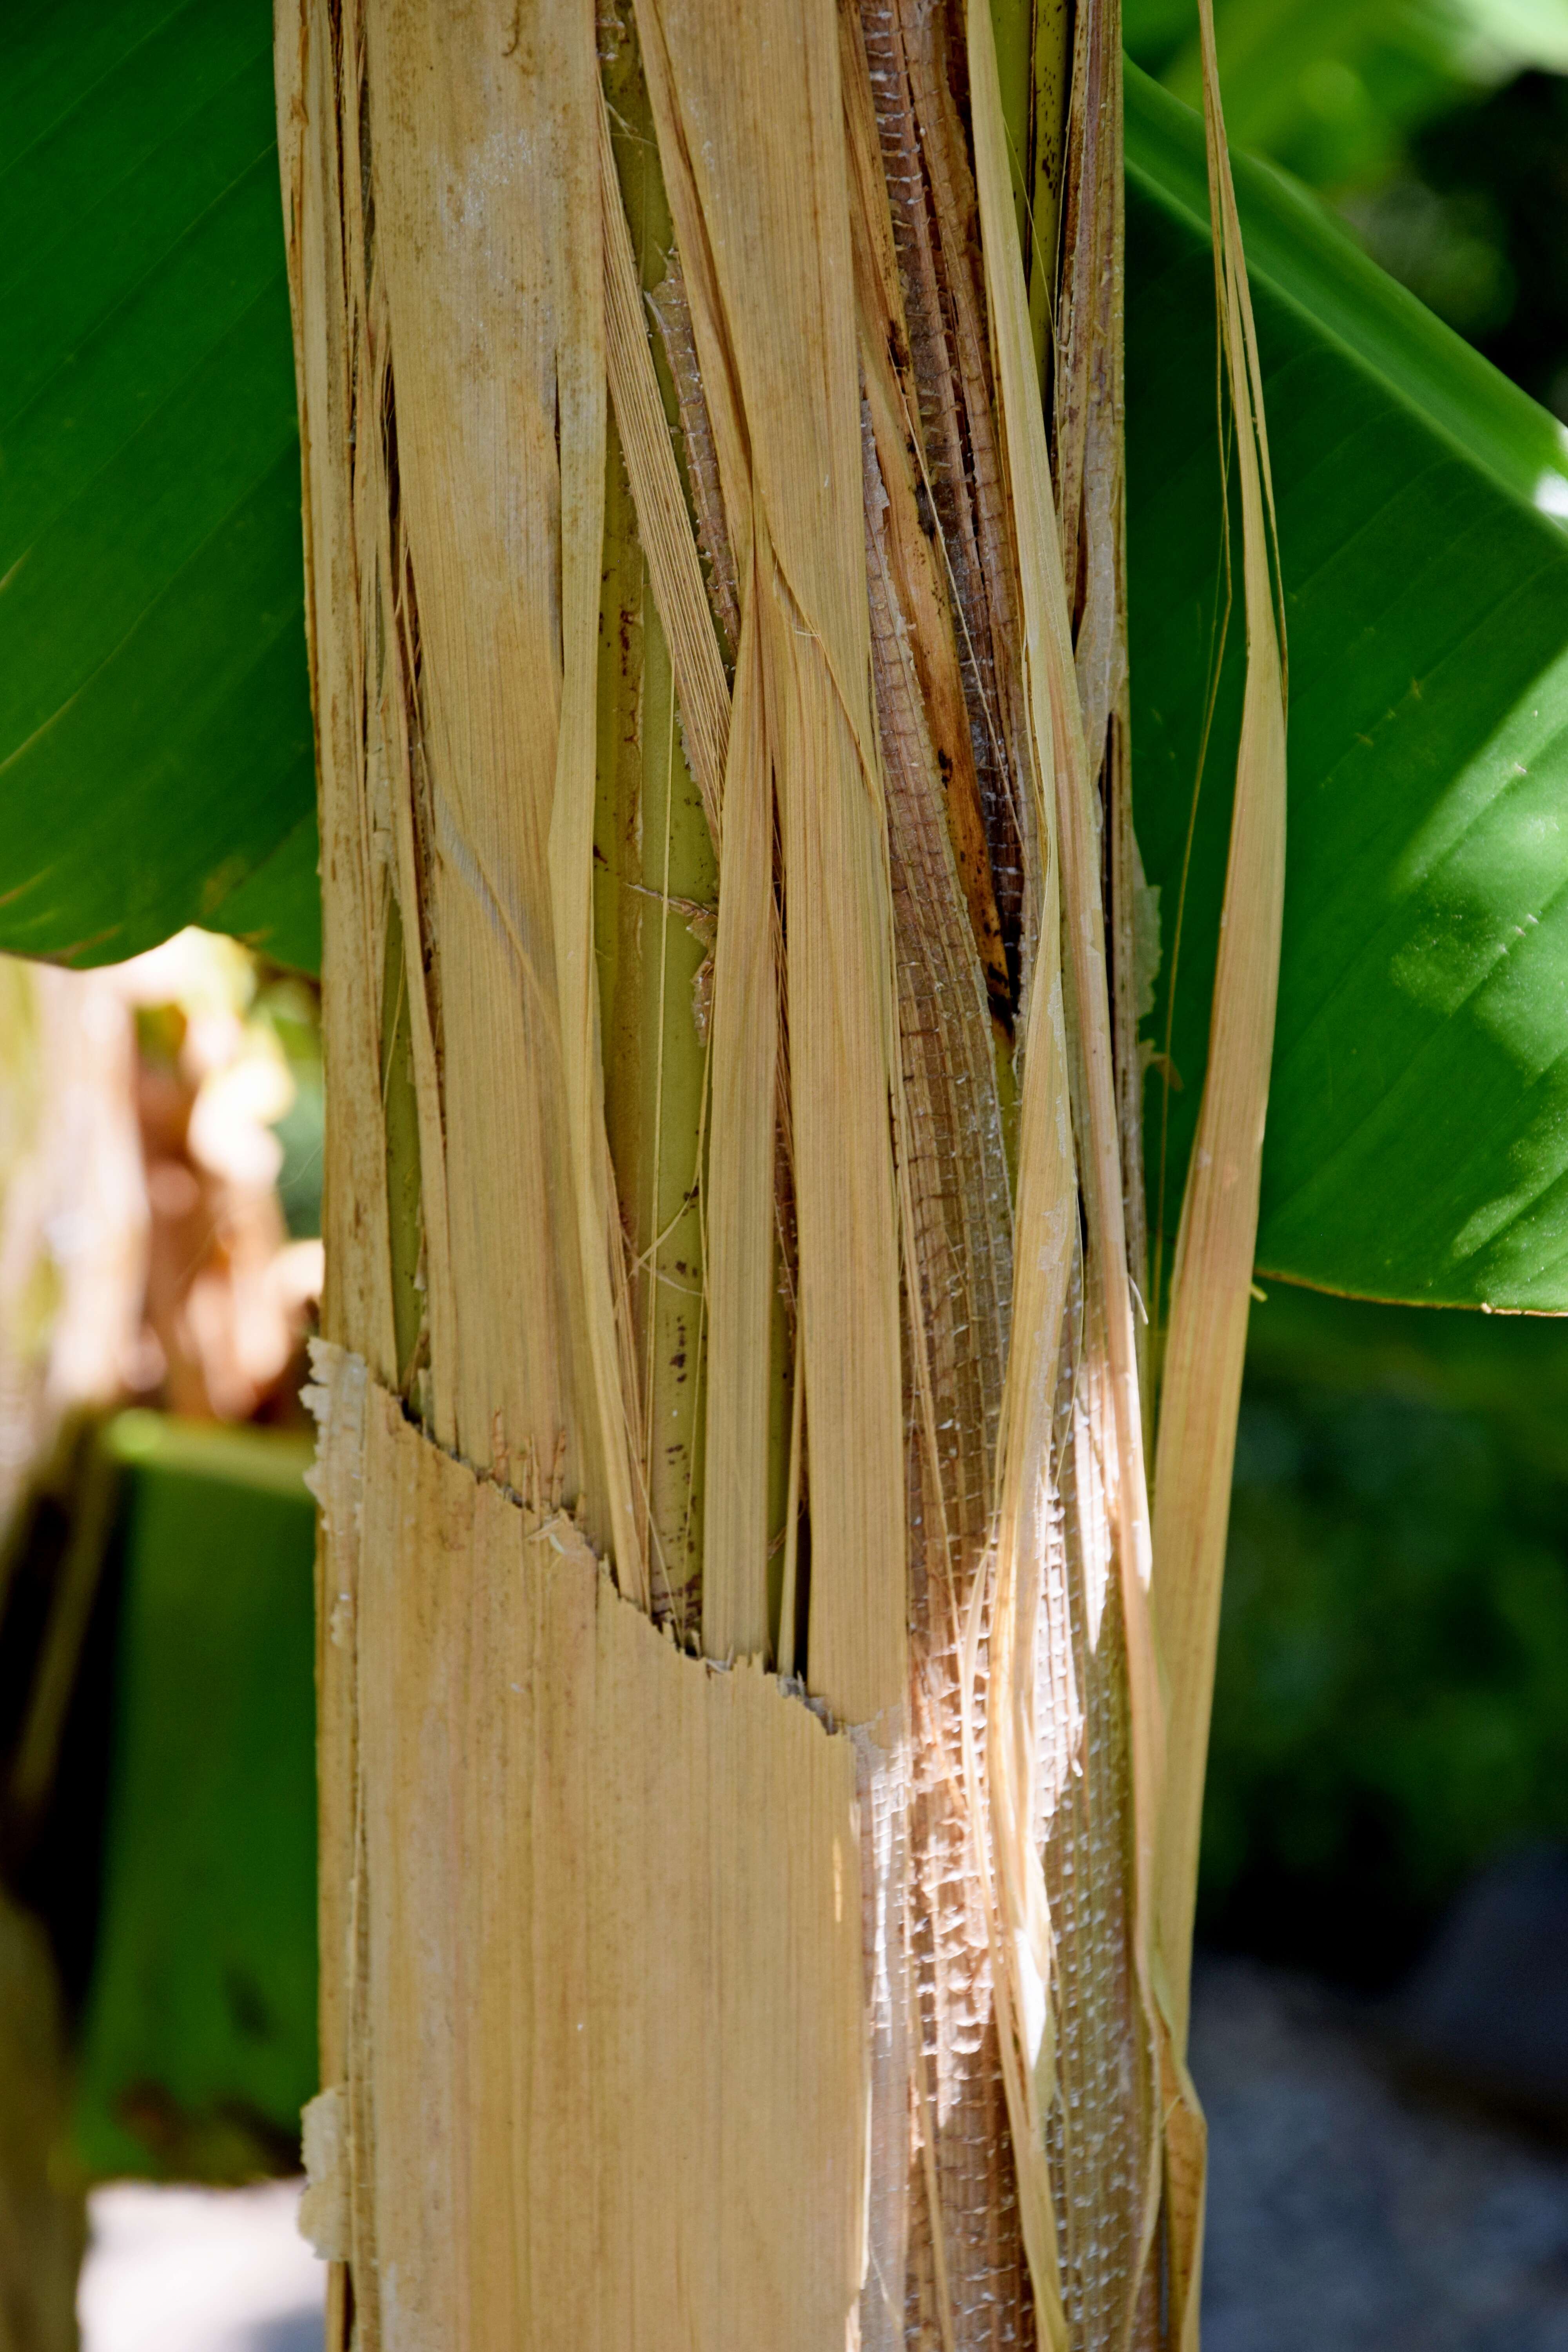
[1129,64,1568,1309]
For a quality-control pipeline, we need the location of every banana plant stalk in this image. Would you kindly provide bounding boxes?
[277,0,1283,2343]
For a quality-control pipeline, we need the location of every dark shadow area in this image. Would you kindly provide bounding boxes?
[0,1422,127,2017]
[1194,1283,1568,2342]
[1200,1283,1568,1991]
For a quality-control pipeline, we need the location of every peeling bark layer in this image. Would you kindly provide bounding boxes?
[305,1348,867,2351]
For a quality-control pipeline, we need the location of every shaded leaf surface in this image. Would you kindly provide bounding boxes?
[0,0,318,971]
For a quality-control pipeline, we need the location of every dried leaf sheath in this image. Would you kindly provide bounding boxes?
[636,0,907,1733]
[843,18,1011,1020]
[859,0,1035,989]
[592,421,715,1631]
[1151,45,1288,2020]
[968,4,1145,2338]
[545,107,652,1611]
[597,91,729,836]
[1054,4,1126,777]
[1035,1267,1149,2352]
[701,575,777,1660]
[1149,6,1289,2337]
[864,392,1025,2348]
[1050,2,1154,1393]
[841,16,1031,2337]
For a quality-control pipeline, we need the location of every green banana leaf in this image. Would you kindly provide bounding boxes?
[1,0,318,973]
[1127,64,1568,1311]
[9,13,1568,1306]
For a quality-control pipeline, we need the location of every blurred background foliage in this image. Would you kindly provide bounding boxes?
[0,934,323,2208]
[1128,0,1568,409]
[1205,1283,1568,1985]
[1127,0,1568,1987]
